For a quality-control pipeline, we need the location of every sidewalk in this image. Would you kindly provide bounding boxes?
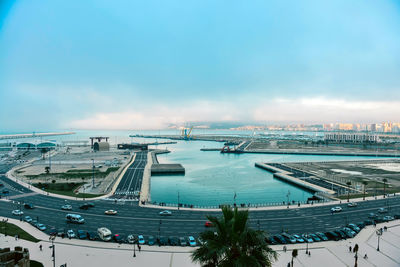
[1,216,400,267]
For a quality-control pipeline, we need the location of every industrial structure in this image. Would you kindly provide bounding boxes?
[90,137,110,152]
[180,126,193,140]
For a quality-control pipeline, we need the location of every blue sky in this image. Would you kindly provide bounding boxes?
[1,0,400,130]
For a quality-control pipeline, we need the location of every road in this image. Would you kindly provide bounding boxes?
[112,151,147,199]
[1,162,400,242]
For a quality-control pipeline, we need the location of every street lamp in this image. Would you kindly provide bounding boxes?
[177,191,180,211]
[305,234,309,254]
[91,159,95,188]
[158,219,162,240]
[286,190,290,208]
[376,229,382,251]
[133,242,136,257]
[49,235,56,267]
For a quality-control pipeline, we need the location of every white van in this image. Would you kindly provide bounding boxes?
[65,214,85,224]
[97,227,112,241]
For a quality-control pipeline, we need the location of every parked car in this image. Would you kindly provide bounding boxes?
[77,230,87,239]
[57,229,65,238]
[188,236,197,247]
[104,210,117,215]
[87,231,98,240]
[12,210,23,216]
[364,220,374,225]
[169,236,179,246]
[342,228,355,238]
[368,213,378,219]
[158,236,168,246]
[348,224,360,233]
[347,202,358,207]
[24,216,32,223]
[378,208,388,213]
[266,237,277,245]
[113,234,124,243]
[273,235,288,244]
[179,237,187,246]
[49,228,58,236]
[36,223,46,231]
[331,206,342,213]
[127,235,136,244]
[137,235,145,245]
[383,216,394,222]
[61,205,72,210]
[292,234,305,243]
[309,233,321,242]
[315,232,328,241]
[79,204,90,210]
[281,233,296,244]
[325,231,340,241]
[334,230,346,239]
[159,210,172,216]
[204,221,213,227]
[67,229,76,238]
[148,235,155,245]
[23,203,34,209]
[302,234,314,243]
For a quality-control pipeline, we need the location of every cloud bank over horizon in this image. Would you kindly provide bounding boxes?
[1,0,400,131]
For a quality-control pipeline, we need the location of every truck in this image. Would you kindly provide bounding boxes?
[97,227,112,241]
[66,214,85,224]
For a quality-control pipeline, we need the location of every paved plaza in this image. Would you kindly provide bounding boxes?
[1,217,400,267]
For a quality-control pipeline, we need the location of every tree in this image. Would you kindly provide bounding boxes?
[346,181,352,202]
[291,249,298,267]
[191,206,277,267]
[382,178,388,198]
[353,243,359,267]
[362,181,368,200]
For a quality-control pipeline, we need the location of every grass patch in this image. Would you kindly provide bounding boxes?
[0,222,40,243]
[30,260,44,267]
[32,182,103,198]
[26,167,119,180]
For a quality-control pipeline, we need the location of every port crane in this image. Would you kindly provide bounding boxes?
[181,126,193,140]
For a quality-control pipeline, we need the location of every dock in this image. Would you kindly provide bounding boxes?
[151,164,185,175]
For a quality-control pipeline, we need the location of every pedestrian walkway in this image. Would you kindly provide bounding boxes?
[1,216,400,267]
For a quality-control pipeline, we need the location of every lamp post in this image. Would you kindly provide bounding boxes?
[305,234,309,254]
[177,191,180,211]
[49,235,56,267]
[376,229,382,251]
[133,242,136,257]
[286,190,290,208]
[91,159,95,188]
[158,220,162,240]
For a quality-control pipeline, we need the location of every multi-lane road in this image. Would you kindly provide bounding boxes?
[1,154,400,242]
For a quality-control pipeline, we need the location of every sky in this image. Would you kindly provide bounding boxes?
[1,0,400,131]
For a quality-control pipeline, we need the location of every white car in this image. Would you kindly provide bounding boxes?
[378,208,388,213]
[67,229,76,238]
[330,206,342,213]
[12,210,24,216]
[104,210,118,215]
[347,202,357,207]
[159,210,172,216]
[188,236,197,247]
[61,205,72,210]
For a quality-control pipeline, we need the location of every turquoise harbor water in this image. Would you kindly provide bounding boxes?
[1,130,381,206]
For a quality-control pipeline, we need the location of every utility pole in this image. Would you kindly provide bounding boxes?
[49,235,56,267]
[49,149,51,170]
[177,191,180,211]
[92,159,95,188]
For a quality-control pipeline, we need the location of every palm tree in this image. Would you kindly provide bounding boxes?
[346,181,352,202]
[291,249,298,267]
[191,206,277,267]
[383,178,388,198]
[354,243,359,267]
[362,181,368,200]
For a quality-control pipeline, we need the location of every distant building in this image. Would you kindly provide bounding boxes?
[117,143,148,150]
[324,132,379,143]
[0,247,30,267]
[93,142,110,151]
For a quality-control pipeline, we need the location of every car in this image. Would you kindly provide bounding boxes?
[348,224,360,232]
[197,237,205,246]
[188,236,197,247]
[113,234,124,243]
[159,210,172,216]
[368,213,378,219]
[30,220,37,226]
[331,206,342,213]
[12,210,23,216]
[127,235,136,244]
[77,230,87,239]
[309,233,321,242]
[104,210,118,215]
[383,215,394,222]
[24,216,32,223]
[61,205,72,210]
[378,208,388,213]
[67,229,76,238]
[79,204,89,210]
[204,221,213,227]
[302,234,314,243]
[334,230,346,239]
[342,228,355,238]
[87,231,98,240]
[315,232,328,241]
[394,214,400,219]
[169,236,179,246]
[49,228,58,236]
[281,233,297,244]
[158,236,168,246]
[0,183,3,187]
[87,203,95,207]
[292,234,304,243]
[137,235,145,245]
[266,237,277,245]
[325,231,340,241]
[2,190,9,194]
[179,237,187,246]
[148,235,155,245]
[36,223,46,231]
[356,222,366,229]
[273,235,287,244]
[364,219,374,226]
[23,203,34,209]
[347,202,358,207]
[57,229,65,238]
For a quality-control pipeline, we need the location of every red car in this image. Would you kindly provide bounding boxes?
[204,221,213,227]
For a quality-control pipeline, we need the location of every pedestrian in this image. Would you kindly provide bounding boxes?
[138,244,141,252]
[287,262,291,267]
[283,245,287,252]
[39,244,42,251]
[15,235,17,240]
[308,251,311,256]
[373,221,376,227]
[349,246,352,252]
[364,253,368,259]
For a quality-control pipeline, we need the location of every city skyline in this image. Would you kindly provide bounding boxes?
[1,0,400,131]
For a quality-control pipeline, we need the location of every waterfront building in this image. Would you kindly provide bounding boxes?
[324,132,379,143]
